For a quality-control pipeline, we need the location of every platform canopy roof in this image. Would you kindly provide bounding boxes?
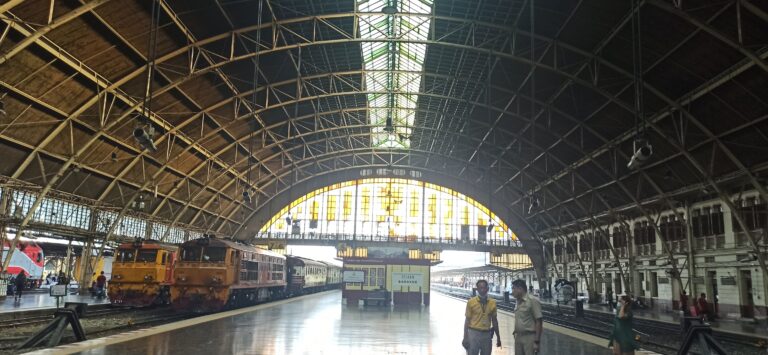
[0,0,766,255]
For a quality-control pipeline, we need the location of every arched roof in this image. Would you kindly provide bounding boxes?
[0,0,766,260]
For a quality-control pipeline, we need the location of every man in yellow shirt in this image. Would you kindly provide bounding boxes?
[462,280,501,355]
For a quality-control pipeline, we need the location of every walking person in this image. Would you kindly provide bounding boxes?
[13,272,26,302]
[609,295,638,355]
[511,279,543,355]
[462,279,501,355]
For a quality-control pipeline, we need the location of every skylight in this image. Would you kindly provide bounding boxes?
[357,0,433,148]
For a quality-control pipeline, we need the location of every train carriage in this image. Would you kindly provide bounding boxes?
[171,237,286,312]
[286,256,329,296]
[2,240,44,280]
[108,239,177,306]
[320,261,342,290]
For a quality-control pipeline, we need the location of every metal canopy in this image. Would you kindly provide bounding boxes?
[0,0,765,260]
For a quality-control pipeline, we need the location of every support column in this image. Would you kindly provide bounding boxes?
[0,190,8,269]
[627,224,637,297]
[591,231,597,301]
[78,238,93,293]
[684,203,696,294]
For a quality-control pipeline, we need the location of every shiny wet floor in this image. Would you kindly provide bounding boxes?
[0,292,110,313]
[55,290,611,355]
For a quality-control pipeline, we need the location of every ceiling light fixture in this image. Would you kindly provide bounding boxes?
[381,4,398,14]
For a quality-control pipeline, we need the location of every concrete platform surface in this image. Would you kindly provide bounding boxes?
[437,285,767,339]
[38,290,624,355]
[0,292,110,314]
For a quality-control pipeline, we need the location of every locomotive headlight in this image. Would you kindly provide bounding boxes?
[144,275,154,281]
[178,276,187,282]
[211,276,222,284]
[114,274,122,280]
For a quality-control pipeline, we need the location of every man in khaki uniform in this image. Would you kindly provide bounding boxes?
[512,279,543,354]
[462,280,501,355]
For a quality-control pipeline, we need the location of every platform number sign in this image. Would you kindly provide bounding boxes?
[392,272,423,288]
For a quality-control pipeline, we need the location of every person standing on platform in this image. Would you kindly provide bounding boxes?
[609,295,638,355]
[95,271,107,299]
[606,287,615,310]
[511,279,542,355]
[462,279,501,355]
[697,293,710,321]
[13,272,26,302]
[680,290,690,315]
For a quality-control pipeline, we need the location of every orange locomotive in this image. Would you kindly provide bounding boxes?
[171,237,286,312]
[108,239,178,306]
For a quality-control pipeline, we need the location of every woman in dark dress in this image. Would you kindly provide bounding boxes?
[609,295,638,355]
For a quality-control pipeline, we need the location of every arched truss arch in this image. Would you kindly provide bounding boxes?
[226,163,546,274]
[2,4,765,242]
[93,15,766,224]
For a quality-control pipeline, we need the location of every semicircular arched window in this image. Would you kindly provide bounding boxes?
[258,178,518,245]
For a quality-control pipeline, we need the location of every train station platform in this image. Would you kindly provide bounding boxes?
[434,284,768,341]
[37,290,644,355]
[0,291,110,315]
[537,297,768,340]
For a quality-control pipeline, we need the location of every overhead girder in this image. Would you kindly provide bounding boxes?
[198,66,767,284]
[0,81,245,225]
[0,1,111,65]
[170,68,765,242]
[502,0,738,207]
[155,0,291,178]
[0,6,763,254]
[220,97,690,288]
[0,122,243,228]
[57,9,763,224]
[0,7,262,225]
[648,0,768,73]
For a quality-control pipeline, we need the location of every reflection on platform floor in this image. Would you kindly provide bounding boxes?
[0,292,109,314]
[63,291,610,355]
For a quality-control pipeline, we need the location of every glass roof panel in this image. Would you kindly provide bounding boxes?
[358,0,434,148]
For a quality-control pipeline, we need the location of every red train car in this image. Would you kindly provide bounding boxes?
[171,237,286,312]
[2,240,45,280]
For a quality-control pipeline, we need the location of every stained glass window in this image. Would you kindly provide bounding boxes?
[259,178,517,244]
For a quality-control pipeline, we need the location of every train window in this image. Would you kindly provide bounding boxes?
[202,247,226,262]
[181,246,201,262]
[137,250,158,263]
[161,252,167,265]
[36,253,42,263]
[117,249,136,263]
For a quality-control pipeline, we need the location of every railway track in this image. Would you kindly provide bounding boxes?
[434,287,765,355]
[0,307,195,352]
[0,304,132,330]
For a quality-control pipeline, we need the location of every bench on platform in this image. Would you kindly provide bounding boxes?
[363,290,390,306]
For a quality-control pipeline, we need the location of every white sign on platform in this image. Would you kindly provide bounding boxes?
[392,272,423,288]
[343,270,365,283]
[50,284,67,297]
